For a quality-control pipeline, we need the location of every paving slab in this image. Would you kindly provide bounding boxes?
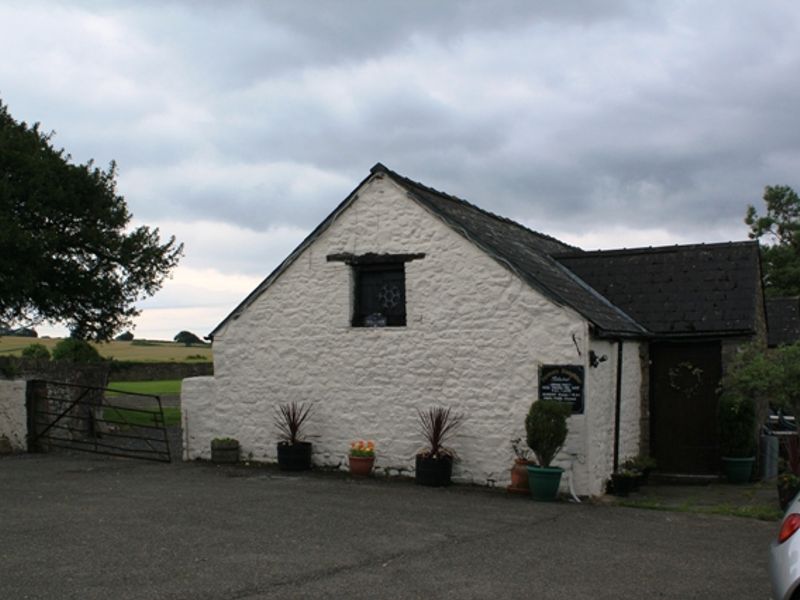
[0,453,776,599]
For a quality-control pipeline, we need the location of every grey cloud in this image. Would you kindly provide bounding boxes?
[4,0,800,262]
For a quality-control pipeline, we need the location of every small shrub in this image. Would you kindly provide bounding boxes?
[417,406,464,459]
[21,343,50,360]
[52,338,102,363]
[525,400,570,468]
[274,402,313,445]
[718,394,757,457]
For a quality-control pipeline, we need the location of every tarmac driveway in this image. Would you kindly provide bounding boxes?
[0,454,775,599]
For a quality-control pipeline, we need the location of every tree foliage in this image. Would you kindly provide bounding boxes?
[746,185,800,296]
[721,342,800,417]
[21,343,50,360]
[174,330,204,346]
[0,100,183,340]
[51,338,102,363]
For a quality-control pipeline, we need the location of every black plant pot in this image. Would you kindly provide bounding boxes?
[415,455,453,487]
[277,441,312,471]
[610,473,638,497]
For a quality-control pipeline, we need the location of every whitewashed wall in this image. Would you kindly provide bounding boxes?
[185,173,642,495]
[181,376,216,461]
[568,339,643,496]
[0,379,27,452]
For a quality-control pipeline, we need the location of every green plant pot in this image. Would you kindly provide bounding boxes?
[526,465,564,501]
[721,456,754,484]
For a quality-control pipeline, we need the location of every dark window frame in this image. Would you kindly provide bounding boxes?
[326,252,424,329]
[352,262,406,327]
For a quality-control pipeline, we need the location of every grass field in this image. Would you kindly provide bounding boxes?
[0,336,212,362]
[103,406,182,427]
[106,380,182,396]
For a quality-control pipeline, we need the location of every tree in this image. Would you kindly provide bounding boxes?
[745,185,800,296]
[21,343,50,360]
[0,100,183,341]
[115,331,134,342]
[174,330,204,346]
[51,338,102,362]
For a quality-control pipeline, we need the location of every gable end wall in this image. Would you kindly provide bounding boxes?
[186,175,639,494]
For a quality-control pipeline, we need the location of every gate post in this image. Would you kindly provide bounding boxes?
[26,380,47,453]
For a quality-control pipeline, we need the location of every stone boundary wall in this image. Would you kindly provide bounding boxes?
[0,357,212,383]
[0,357,110,388]
[109,361,213,381]
[0,379,26,452]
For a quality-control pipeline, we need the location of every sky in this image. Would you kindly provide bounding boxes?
[2,1,799,340]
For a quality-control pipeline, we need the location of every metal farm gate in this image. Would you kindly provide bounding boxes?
[26,379,172,463]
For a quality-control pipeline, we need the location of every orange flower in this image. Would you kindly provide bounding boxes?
[350,439,376,457]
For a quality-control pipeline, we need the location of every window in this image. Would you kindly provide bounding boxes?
[353,263,406,327]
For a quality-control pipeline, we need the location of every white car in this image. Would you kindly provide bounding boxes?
[770,491,800,599]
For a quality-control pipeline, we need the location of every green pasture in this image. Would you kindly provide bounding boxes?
[0,336,212,362]
[106,379,182,396]
[102,406,182,428]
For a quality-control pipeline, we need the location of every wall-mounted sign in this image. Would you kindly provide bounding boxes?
[539,365,584,414]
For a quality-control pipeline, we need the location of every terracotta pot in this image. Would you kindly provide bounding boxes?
[507,459,533,495]
[349,455,375,477]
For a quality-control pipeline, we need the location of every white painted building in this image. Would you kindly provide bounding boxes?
[183,164,654,496]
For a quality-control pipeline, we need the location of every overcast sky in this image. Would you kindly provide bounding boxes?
[2,1,799,340]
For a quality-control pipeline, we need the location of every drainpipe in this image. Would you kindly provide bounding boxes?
[613,339,624,473]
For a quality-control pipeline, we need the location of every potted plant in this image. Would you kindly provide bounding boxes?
[525,399,571,501]
[718,393,757,484]
[274,401,313,471]
[415,406,464,487]
[349,440,376,477]
[624,455,657,487]
[610,466,641,497]
[507,437,534,495]
[778,469,800,511]
[211,437,240,464]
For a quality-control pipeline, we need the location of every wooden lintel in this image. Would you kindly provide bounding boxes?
[326,252,425,265]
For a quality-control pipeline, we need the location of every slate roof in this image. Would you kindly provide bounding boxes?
[766,297,800,347]
[374,164,647,337]
[211,163,762,341]
[554,242,762,337]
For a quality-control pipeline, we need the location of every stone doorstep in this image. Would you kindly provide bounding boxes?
[650,472,722,485]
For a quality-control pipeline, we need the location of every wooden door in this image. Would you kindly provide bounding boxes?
[650,342,722,474]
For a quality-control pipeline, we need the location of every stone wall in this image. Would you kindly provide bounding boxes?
[109,361,213,381]
[0,356,212,383]
[0,380,27,452]
[190,173,642,495]
[0,357,110,388]
[181,376,216,461]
